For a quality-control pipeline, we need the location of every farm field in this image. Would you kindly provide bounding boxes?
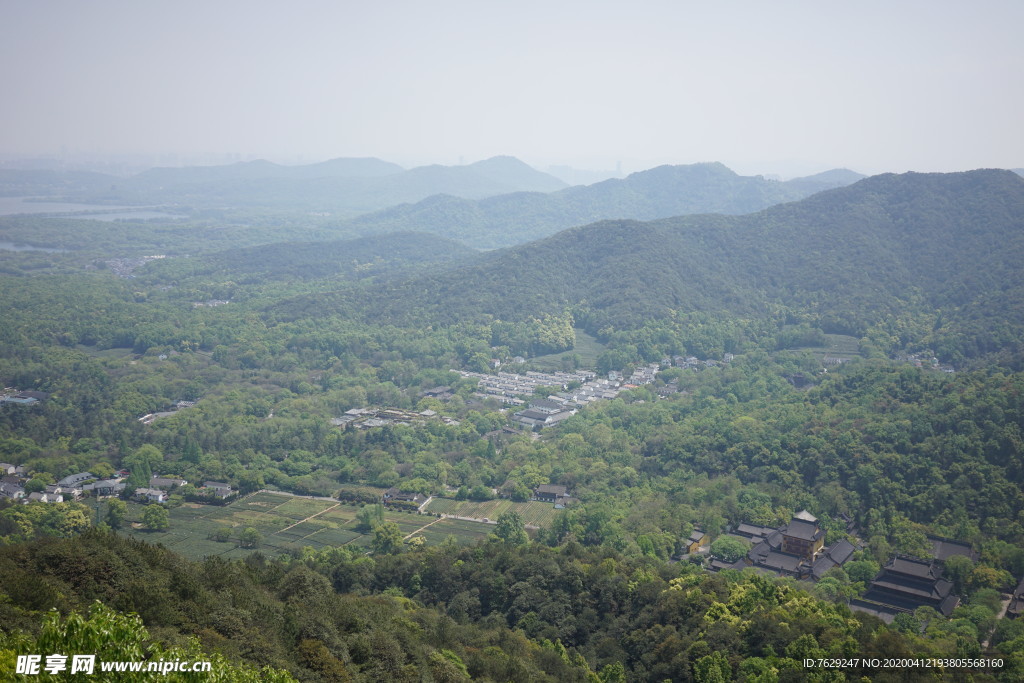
[118,491,493,560]
[424,497,562,527]
[531,328,606,371]
[792,333,862,362]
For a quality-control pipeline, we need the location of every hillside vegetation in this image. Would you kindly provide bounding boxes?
[337,162,864,248]
[292,169,1023,366]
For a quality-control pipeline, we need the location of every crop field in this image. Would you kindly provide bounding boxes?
[422,498,462,514]
[423,497,562,527]
[411,517,492,545]
[119,492,501,560]
[531,328,606,370]
[824,334,861,355]
[792,333,862,362]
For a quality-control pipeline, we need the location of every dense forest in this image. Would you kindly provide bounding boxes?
[1,165,1023,681]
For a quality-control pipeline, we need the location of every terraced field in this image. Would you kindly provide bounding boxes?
[792,333,862,362]
[119,491,494,560]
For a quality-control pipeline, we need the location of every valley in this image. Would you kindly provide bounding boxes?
[1,160,1023,681]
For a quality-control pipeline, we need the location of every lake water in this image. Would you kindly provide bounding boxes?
[0,240,66,253]
[67,210,182,222]
[0,197,180,221]
[0,197,130,215]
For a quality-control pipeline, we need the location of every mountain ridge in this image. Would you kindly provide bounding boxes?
[274,169,1024,363]
[337,162,866,249]
[104,155,567,215]
[0,155,569,217]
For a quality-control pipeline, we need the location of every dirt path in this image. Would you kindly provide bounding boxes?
[440,514,497,525]
[403,516,446,540]
[981,594,1013,649]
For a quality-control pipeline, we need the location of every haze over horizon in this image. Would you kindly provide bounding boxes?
[2,0,1022,178]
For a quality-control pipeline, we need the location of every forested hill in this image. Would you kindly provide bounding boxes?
[149,231,478,282]
[282,169,1024,363]
[335,162,864,248]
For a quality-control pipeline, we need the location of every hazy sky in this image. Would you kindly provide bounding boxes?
[2,0,1021,176]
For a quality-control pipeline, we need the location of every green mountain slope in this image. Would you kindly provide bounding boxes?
[152,231,478,282]
[339,162,864,248]
[280,169,1024,363]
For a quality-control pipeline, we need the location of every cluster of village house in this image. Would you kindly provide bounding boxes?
[330,407,461,430]
[896,352,956,374]
[456,368,607,406]
[0,463,232,505]
[0,387,46,406]
[330,364,675,435]
[687,510,981,623]
[104,255,165,279]
[138,399,197,425]
[453,362,684,430]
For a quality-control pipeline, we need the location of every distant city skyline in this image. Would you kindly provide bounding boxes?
[2,1,1022,179]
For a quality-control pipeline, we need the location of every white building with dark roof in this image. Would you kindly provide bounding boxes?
[57,472,94,488]
[203,481,233,499]
[149,476,187,490]
[84,479,126,496]
[134,488,167,503]
[0,481,25,500]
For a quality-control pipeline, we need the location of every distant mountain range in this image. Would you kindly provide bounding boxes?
[120,155,567,209]
[0,156,568,217]
[271,169,1024,363]
[335,163,866,248]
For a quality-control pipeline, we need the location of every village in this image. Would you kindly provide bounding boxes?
[0,463,234,506]
[329,406,463,430]
[321,353,735,439]
[0,386,46,406]
[7,351,1003,633]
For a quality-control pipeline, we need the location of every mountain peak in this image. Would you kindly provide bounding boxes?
[464,156,567,193]
[469,155,530,168]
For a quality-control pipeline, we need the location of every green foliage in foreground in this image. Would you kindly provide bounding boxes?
[0,531,597,682]
[0,601,296,681]
[2,530,1021,682]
